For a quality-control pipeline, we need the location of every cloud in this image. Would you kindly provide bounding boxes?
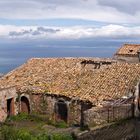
[0,0,140,24]
[98,0,140,15]
[0,24,138,40]
[37,27,60,33]
[9,27,60,37]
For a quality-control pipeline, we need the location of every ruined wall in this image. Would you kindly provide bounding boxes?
[84,104,132,127]
[134,81,140,117]
[30,94,43,114]
[114,55,139,63]
[80,60,114,71]
[68,101,81,125]
[29,94,81,126]
[0,87,18,122]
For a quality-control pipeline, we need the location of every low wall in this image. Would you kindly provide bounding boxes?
[84,104,132,127]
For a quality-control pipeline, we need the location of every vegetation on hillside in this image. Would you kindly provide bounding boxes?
[0,113,75,140]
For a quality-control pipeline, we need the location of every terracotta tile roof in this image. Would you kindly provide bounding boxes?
[115,44,140,56]
[0,58,139,105]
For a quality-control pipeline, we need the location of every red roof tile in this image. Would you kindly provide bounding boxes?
[115,44,140,56]
[0,58,139,105]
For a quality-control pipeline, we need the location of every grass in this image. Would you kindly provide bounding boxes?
[0,126,73,140]
[0,114,75,140]
[6,113,29,121]
[55,120,68,128]
[6,113,44,122]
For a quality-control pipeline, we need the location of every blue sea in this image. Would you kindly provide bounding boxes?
[0,39,138,74]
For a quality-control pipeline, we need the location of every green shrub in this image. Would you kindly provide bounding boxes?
[1,125,73,140]
[1,126,35,140]
[17,129,36,140]
[55,120,68,128]
[52,133,73,140]
[36,133,49,140]
[7,113,45,123]
[7,113,29,121]
[1,126,18,140]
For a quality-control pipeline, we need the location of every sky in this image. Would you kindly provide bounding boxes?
[1,0,140,73]
[0,0,140,40]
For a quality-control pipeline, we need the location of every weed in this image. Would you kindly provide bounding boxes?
[0,126,73,140]
[7,113,29,121]
[55,120,68,128]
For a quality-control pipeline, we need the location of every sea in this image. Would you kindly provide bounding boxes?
[0,39,138,74]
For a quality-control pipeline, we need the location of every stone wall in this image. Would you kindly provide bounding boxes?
[0,87,18,122]
[68,100,81,125]
[114,55,139,63]
[84,104,132,127]
[29,94,81,126]
[30,94,43,114]
[24,93,134,127]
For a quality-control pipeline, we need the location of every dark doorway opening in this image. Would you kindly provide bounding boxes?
[7,98,14,117]
[21,96,30,114]
[56,100,68,122]
[138,99,140,111]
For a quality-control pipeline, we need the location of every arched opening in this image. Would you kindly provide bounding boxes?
[21,96,30,114]
[55,100,68,122]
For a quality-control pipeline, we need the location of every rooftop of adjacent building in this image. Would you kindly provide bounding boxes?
[115,44,140,56]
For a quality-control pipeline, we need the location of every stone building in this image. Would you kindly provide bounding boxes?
[0,57,140,127]
[0,86,31,122]
[114,44,140,62]
[0,87,18,121]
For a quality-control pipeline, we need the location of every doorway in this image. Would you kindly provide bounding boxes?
[55,100,68,122]
[7,98,14,117]
[21,96,30,114]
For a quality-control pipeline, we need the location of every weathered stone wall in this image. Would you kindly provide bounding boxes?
[84,104,132,127]
[68,101,81,125]
[134,82,140,117]
[29,94,81,126]
[30,94,43,114]
[114,55,139,63]
[0,87,18,122]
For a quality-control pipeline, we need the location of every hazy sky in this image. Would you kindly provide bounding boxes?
[0,0,140,41]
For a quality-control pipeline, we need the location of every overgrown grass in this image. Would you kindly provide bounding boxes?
[7,113,69,128]
[55,120,68,128]
[52,133,73,140]
[2,114,74,140]
[0,126,73,140]
[6,113,44,123]
[7,113,29,121]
